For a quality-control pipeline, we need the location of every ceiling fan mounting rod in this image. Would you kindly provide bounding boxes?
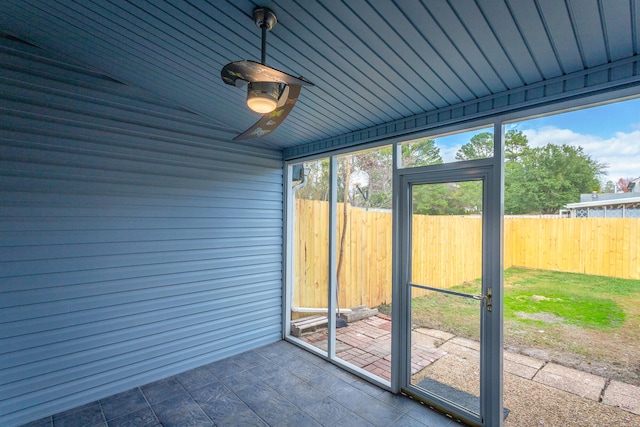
[253,7,277,65]
[261,26,267,65]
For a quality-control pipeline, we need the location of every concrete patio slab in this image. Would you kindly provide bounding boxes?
[413,328,455,342]
[449,336,480,350]
[533,362,606,401]
[504,358,540,380]
[411,330,444,347]
[414,353,480,398]
[603,380,640,415]
[503,371,639,427]
[504,350,546,369]
[504,350,545,379]
[439,340,480,361]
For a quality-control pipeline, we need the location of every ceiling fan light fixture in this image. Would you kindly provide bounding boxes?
[246,81,279,114]
[221,6,313,139]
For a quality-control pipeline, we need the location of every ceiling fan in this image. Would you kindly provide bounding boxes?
[221,7,314,141]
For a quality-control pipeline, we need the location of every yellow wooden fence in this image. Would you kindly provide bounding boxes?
[293,199,640,311]
[505,217,640,279]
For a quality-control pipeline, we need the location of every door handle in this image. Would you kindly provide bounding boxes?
[472,287,492,312]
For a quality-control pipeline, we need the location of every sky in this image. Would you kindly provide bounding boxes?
[434,97,640,185]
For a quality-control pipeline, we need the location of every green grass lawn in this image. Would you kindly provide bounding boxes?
[378,266,640,335]
[450,267,637,330]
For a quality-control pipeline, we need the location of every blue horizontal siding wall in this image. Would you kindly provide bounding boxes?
[0,38,284,426]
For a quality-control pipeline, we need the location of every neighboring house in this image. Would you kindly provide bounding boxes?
[631,176,640,192]
[566,192,640,218]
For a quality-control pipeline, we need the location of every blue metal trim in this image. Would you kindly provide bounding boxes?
[284,55,640,160]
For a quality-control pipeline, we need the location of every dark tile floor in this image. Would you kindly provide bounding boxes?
[21,340,458,427]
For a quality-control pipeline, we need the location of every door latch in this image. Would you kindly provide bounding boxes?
[473,287,492,312]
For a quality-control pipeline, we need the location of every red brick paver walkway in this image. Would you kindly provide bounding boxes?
[302,315,446,382]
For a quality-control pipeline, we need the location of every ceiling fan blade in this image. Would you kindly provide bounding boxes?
[234,84,302,141]
[222,60,313,87]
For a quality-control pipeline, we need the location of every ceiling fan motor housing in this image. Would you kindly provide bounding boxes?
[253,7,277,30]
[246,81,280,114]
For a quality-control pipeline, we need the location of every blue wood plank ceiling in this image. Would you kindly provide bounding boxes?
[1,0,638,152]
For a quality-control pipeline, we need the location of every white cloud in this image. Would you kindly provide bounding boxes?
[522,126,640,182]
[439,144,462,163]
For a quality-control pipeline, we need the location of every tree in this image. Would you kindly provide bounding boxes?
[505,144,607,214]
[504,129,528,161]
[296,133,606,216]
[449,130,530,214]
[455,129,529,161]
[402,139,443,167]
[616,177,634,193]
[294,158,330,201]
[455,132,493,160]
[453,131,606,214]
[602,180,616,193]
[343,147,392,209]
[334,140,442,210]
[411,180,483,215]
[400,139,449,214]
[412,182,451,215]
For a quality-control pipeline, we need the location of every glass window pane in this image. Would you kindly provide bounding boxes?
[333,146,393,382]
[409,180,484,417]
[400,127,494,168]
[290,159,330,353]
